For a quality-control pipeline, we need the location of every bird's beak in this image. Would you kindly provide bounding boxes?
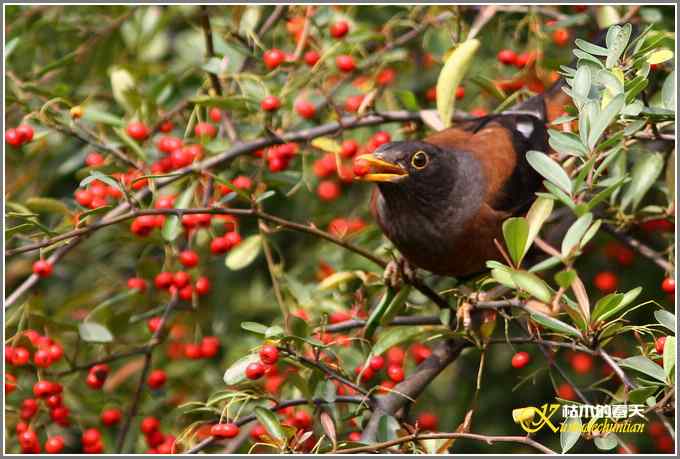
[354,153,407,182]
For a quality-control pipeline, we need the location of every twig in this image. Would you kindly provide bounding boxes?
[257,5,286,37]
[185,395,364,454]
[603,224,674,273]
[115,295,179,453]
[258,222,290,331]
[200,6,222,96]
[321,315,443,334]
[335,431,556,454]
[49,347,149,377]
[598,348,637,390]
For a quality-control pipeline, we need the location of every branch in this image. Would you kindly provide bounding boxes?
[185,395,364,454]
[361,339,468,443]
[335,431,556,454]
[603,224,674,273]
[257,5,286,37]
[599,348,637,390]
[321,315,443,334]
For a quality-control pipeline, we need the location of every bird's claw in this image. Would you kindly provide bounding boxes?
[383,258,416,289]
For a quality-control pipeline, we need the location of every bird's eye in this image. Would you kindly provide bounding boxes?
[411,150,429,169]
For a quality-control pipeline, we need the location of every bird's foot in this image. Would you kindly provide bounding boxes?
[383,257,416,290]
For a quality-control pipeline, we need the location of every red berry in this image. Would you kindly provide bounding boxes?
[19,430,39,451]
[293,410,312,429]
[86,372,104,389]
[224,231,242,247]
[33,380,54,398]
[159,120,174,132]
[386,364,405,382]
[556,382,576,400]
[82,428,101,445]
[33,259,53,278]
[345,94,364,113]
[48,344,63,362]
[126,121,150,141]
[127,277,147,292]
[12,347,31,366]
[147,316,163,334]
[155,272,174,289]
[470,107,488,117]
[662,277,675,294]
[209,107,223,122]
[194,122,217,139]
[335,55,356,72]
[259,344,279,365]
[184,343,203,360]
[656,336,667,354]
[417,412,438,431]
[372,131,391,146]
[571,352,593,374]
[101,408,122,426]
[50,405,70,426]
[261,95,281,112]
[200,336,220,358]
[386,346,405,366]
[173,271,191,288]
[145,429,165,447]
[410,343,432,364]
[497,49,517,65]
[304,50,320,66]
[330,21,349,39]
[157,136,183,154]
[179,285,194,301]
[90,363,110,380]
[179,250,199,268]
[195,276,211,296]
[245,362,266,380]
[147,369,167,389]
[74,189,93,207]
[352,158,370,177]
[131,215,156,237]
[45,435,64,454]
[211,422,240,438]
[377,68,396,86]
[354,365,375,382]
[552,28,570,46]
[5,373,17,394]
[33,349,52,368]
[455,86,465,100]
[85,152,105,167]
[263,48,286,70]
[295,99,316,119]
[5,128,22,146]
[369,355,385,371]
[511,351,530,369]
[17,124,34,143]
[141,416,160,434]
[210,236,230,254]
[340,139,359,158]
[317,180,341,201]
[514,52,534,69]
[594,271,618,293]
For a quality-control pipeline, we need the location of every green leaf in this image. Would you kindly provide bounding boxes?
[25,197,71,216]
[561,417,582,453]
[605,23,632,69]
[394,90,420,111]
[511,271,552,303]
[223,353,260,385]
[254,406,286,443]
[529,256,562,273]
[574,38,609,56]
[541,181,575,209]
[436,39,480,128]
[587,94,624,149]
[526,151,572,195]
[370,326,428,359]
[241,322,268,335]
[663,336,675,378]
[225,235,262,270]
[502,217,529,267]
[190,95,257,112]
[78,322,113,343]
[6,223,35,239]
[561,213,593,257]
[572,65,592,105]
[661,71,675,110]
[529,311,582,338]
[379,286,412,326]
[618,356,666,382]
[113,127,147,161]
[82,107,125,126]
[555,270,577,289]
[620,153,664,211]
[592,293,624,322]
[162,182,196,241]
[596,287,642,322]
[548,129,588,157]
[655,310,675,331]
[80,170,123,193]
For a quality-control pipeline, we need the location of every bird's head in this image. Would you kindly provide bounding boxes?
[355,140,459,201]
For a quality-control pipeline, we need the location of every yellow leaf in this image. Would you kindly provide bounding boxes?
[436,39,480,129]
[311,137,341,154]
[647,49,674,65]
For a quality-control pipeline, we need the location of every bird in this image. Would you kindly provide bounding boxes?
[356,82,571,280]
